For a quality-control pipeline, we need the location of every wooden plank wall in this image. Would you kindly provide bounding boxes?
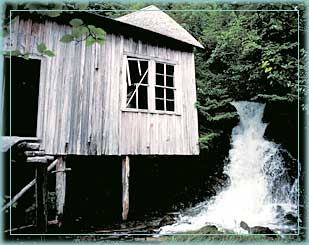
[3,17,199,155]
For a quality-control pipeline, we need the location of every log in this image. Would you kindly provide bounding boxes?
[95,224,147,234]
[122,156,130,220]
[55,156,66,227]
[25,143,41,150]
[1,159,58,212]
[35,164,48,233]
[26,156,48,164]
[24,150,46,156]
[4,224,35,233]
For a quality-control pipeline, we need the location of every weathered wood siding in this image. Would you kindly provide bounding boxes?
[4,17,199,155]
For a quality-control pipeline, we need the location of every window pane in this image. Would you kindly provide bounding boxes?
[166,76,174,87]
[138,85,148,109]
[156,99,164,110]
[166,89,174,100]
[128,59,148,84]
[126,58,149,109]
[156,63,164,74]
[166,65,174,76]
[156,74,164,86]
[166,100,175,111]
[140,60,148,74]
[128,59,139,83]
[127,87,136,108]
[140,60,148,84]
[155,87,164,99]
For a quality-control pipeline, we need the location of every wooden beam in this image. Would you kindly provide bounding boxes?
[1,159,58,212]
[35,164,48,233]
[55,156,66,227]
[122,156,130,220]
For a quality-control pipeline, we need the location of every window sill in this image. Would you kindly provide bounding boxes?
[121,108,181,116]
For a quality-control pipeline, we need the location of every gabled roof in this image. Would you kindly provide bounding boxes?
[116,5,204,49]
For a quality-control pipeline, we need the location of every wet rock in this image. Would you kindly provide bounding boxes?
[240,221,250,231]
[159,214,176,227]
[240,221,275,235]
[199,225,220,234]
[284,213,298,224]
[250,226,275,235]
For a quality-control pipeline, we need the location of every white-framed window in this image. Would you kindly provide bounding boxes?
[155,62,175,112]
[124,55,178,114]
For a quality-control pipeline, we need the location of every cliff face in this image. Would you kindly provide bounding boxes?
[262,100,300,161]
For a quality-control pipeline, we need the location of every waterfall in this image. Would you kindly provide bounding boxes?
[160,101,298,234]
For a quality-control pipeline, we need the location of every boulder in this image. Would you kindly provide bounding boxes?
[250,226,275,235]
[159,214,176,227]
[284,213,298,224]
[239,221,276,235]
[240,221,250,231]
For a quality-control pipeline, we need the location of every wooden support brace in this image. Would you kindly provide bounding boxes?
[35,164,48,233]
[1,159,58,212]
[55,156,66,227]
[122,156,130,220]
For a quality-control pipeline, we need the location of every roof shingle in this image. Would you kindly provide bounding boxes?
[116,5,204,49]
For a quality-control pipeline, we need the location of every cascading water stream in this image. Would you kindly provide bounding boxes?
[159,101,298,234]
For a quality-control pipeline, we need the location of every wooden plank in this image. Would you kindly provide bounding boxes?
[122,156,130,220]
[55,156,66,227]
[35,164,48,233]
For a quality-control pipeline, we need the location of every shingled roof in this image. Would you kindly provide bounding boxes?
[116,5,204,49]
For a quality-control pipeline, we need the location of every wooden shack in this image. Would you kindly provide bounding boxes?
[2,5,203,229]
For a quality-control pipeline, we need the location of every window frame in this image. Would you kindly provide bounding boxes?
[125,57,150,110]
[122,53,181,116]
[154,62,176,112]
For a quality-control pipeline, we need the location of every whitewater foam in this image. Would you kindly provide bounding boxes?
[159,101,298,234]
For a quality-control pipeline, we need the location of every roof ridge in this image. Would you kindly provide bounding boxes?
[138,5,161,11]
[115,5,204,49]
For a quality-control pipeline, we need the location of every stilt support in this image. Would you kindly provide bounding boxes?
[55,156,66,227]
[122,156,130,220]
[35,164,48,233]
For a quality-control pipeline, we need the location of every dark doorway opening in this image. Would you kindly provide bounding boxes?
[3,57,41,136]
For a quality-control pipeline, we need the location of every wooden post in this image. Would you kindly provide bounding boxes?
[122,156,130,220]
[55,156,66,227]
[35,164,48,233]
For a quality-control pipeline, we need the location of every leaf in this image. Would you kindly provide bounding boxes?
[86,36,96,46]
[72,26,88,39]
[46,11,62,18]
[87,25,96,33]
[22,53,30,60]
[69,18,83,27]
[10,50,21,56]
[44,50,55,57]
[94,27,106,36]
[60,34,74,43]
[37,42,47,53]
[261,60,269,68]
[76,3,89,10]
[97,39,105,45]
[265,67,273,73]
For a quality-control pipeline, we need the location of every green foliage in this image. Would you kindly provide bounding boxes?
[252,93,298,103]
[69,18,83,27]
[60,20,106,46]
[164,3,305,147]
[37,43,55,57]
[209,112,238,123]
[60,34,74,43]
[199,132,221,150]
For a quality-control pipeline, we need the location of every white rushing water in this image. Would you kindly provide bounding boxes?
[160,101,298,234]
